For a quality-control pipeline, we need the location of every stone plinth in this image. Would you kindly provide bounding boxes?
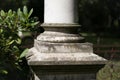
[31,65,104,80]
[26,24,107,80]
[26,0,107,80]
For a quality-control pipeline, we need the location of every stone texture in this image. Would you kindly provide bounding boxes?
[26,23,107,80]
[34,42,93,53]
[30,65,103,80]
[33,73,96,80]
[38,23,84,43]
[27,47,106,66]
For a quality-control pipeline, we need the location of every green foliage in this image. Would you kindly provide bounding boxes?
[0,0,28,11]
[20,48,29,59]
[97,61,120,80]
[79,0,120,35]
[0,6,39,79]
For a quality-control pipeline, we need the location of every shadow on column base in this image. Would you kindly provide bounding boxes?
[30,65,105,80]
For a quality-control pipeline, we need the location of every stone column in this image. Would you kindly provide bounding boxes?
[26,0,107,80]
[44,0,78,23]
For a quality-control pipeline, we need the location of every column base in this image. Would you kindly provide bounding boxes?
[27,42,106,66]
[31,65,104,80]
[26,42,107,80]
[26,23,107,80]
[37,23,85,43]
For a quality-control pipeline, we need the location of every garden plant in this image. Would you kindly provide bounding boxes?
[0,6,39,80]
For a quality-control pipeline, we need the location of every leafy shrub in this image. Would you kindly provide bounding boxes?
[0,6,39,80]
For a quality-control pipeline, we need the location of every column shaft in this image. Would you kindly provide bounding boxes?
[44,0,78,23]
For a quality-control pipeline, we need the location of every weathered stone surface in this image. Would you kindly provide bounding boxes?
[26,47,106,66]
[30,65,103,80]
[27,0,107,79]
[26,24,107,80]
[33,73,96,80]
[38,23,84,43]
[37,32,84,43]
[26,23,107,80]
[34,42,93,53]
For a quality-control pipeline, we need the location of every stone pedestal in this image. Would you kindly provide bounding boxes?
[26,0,107,80]
[31,65,103,80]
[26,24,106,80]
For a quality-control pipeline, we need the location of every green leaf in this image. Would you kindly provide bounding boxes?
[0,10,6,17]
[7,40,14,45]
[20,48,29,58]
[8,9,12,16]
[28,8,33,18]
[3,16,9,23]
[31,22,39,26]
[15,38,21,44]
[0,70,8,74]
[17,8,22,17]
[13,46,19,52]
[0,29,3,33]
[23,6,28,16]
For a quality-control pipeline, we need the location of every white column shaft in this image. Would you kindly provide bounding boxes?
[44,0,78,24]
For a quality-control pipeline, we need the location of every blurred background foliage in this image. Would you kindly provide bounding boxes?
[0,0,28,11]
[79,0,120,39]
[0,0,120,80]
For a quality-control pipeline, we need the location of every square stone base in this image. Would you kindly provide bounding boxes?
[31,65,104,80]
[27,41,107,80]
